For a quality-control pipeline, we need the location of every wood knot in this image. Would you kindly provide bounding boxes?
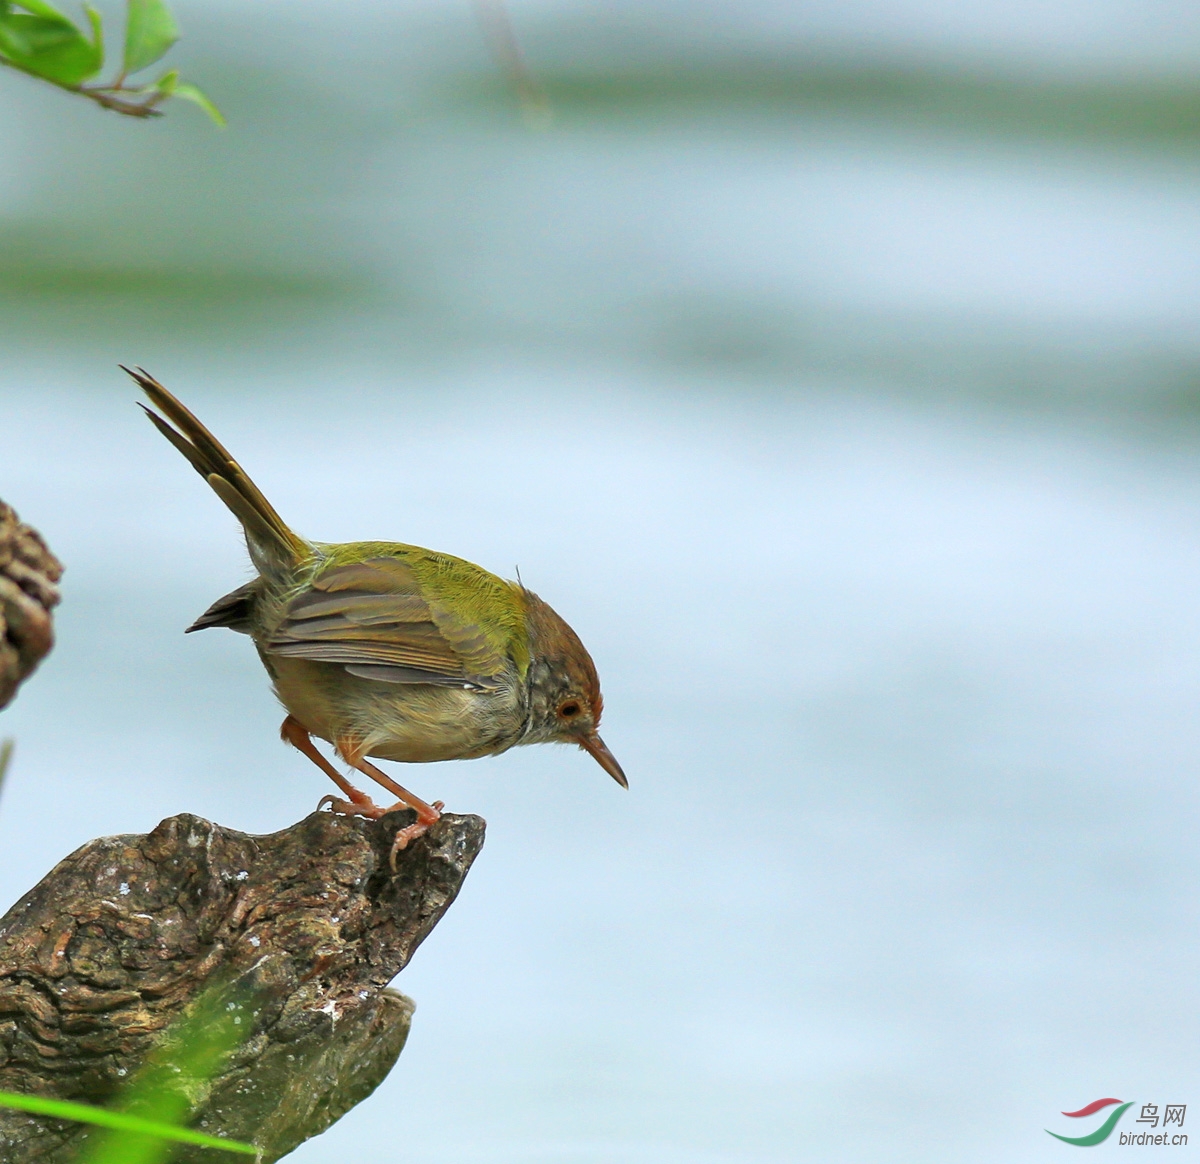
[0,498,63,710]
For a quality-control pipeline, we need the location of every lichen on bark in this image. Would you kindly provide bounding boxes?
[0,808,485,1162]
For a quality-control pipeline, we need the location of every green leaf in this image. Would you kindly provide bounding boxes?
[122,0,175,75]
[0,17,33,57]
[83,1,100,63]
[152,65,176,94]
[12,0,70,18]
[0,1092,257,1154]
[0,2,103,85]
[171,79,224,125]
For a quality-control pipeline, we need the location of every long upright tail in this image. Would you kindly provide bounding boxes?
[125,366,309,576]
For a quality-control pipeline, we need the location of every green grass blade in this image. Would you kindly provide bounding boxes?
[0,1091,257,1154]
[81,982,265,1164]
[0,982,266,1160]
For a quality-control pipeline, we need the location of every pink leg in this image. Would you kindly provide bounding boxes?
[280,715,384,818]
[336,736,443,868]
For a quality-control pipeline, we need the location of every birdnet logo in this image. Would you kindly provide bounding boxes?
[1046,1098,1188,1147]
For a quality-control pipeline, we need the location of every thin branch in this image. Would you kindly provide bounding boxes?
[472,0,552,127]
[0,54,165,118]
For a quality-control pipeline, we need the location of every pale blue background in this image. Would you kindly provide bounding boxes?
[1,2,1198,1160]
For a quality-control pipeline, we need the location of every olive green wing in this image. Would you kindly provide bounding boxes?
[264,553,524,687]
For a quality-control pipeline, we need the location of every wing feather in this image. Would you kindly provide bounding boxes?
[264,555,511,683]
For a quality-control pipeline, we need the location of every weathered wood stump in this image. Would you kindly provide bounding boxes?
[0,500,62,711]
[0,808,485,1161]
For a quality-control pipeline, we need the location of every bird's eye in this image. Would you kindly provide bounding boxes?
[559,700,581,718]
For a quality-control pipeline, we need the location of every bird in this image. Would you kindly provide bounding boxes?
[127,366,626,859]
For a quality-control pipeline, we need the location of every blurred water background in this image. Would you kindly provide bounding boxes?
[3,1,1200,1160]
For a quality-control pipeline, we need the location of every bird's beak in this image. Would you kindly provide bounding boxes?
[579,732,628,789]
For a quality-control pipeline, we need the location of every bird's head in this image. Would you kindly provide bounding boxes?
[520,589,627,788]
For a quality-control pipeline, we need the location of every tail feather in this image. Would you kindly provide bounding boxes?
[126,366,308,573]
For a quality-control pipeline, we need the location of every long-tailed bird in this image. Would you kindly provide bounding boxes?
[128,367,625,858]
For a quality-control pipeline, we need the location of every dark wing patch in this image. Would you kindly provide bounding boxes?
[186,580,258,635]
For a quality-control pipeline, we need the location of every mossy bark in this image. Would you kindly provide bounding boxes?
[0,808,485,1161]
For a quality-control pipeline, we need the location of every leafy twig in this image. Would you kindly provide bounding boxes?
[0,0,222,123]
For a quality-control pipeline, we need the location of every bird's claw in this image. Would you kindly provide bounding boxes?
[317,793,384,819]
[387,801,445,870]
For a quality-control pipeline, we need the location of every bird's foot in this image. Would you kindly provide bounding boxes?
[317,793,385,819]
[388,800,444,869]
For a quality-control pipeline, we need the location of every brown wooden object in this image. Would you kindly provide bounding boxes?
[0,499,62,711]
[0,808,485,1161]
